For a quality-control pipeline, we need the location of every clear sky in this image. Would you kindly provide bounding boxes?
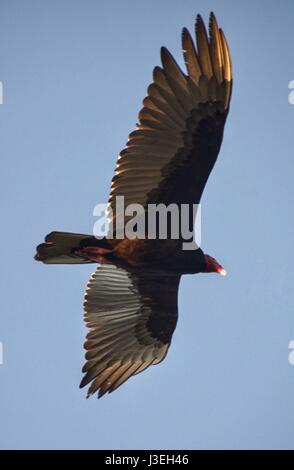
[0,0,294,450]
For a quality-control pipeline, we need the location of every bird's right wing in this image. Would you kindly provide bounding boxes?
[81,264,180,398]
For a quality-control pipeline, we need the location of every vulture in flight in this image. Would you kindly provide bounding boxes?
[35,13,232,398]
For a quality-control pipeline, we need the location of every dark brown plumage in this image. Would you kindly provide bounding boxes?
[35,13,233,398]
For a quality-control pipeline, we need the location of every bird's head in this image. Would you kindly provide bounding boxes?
[203,254,227,276]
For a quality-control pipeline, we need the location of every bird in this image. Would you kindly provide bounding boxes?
[35,12,233,398]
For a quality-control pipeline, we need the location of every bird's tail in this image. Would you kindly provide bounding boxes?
[34,231,112,264]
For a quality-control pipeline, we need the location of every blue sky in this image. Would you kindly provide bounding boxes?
[0,0,294,449]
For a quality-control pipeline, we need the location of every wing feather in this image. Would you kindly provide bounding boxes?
[107,12,232,237]
[182,27,202,84]
[81,264,179,397]
[195,14,213,78]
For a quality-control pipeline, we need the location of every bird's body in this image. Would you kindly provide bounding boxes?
[80,238,206,274]
[35,13,233,398]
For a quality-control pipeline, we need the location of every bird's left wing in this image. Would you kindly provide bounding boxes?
[107,13,232,234]
[81,264,180,398]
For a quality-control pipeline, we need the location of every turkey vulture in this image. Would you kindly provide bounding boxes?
[35,12,232,398]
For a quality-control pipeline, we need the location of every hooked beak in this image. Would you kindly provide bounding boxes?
[204,254,227,276]
[217,267,227,276]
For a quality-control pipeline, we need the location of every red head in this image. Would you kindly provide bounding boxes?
[203,254,227,276]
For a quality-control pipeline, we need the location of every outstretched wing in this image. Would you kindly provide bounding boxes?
[108,13,232,233]
[81,264,180,398]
